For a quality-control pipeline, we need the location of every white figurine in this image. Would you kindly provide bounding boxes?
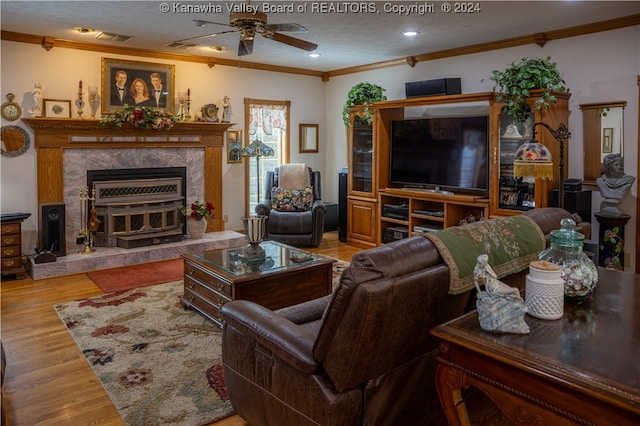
[474,254,529,334]
[28,82,42,117]
[221,96,230,122]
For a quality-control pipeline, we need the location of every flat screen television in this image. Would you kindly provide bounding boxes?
[390,116,489,193]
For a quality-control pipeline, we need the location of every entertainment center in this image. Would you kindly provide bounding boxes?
[346,90,570,248]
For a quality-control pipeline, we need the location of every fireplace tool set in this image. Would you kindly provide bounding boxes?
[77,187,100,254]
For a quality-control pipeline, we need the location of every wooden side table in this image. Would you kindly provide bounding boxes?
[1,213,31,279]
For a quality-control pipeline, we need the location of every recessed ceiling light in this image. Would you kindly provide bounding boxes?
[403,31,419,37]
[73,26,95,34]
[309,53,320,58]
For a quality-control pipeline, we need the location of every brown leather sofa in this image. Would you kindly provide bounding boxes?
[220,208,590,426]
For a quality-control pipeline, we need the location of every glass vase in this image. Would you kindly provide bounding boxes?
[538,218,598,301]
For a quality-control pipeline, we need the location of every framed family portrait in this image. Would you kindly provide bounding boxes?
[227,130,242,163]
[101,57,175,114]
[42,99,71,118]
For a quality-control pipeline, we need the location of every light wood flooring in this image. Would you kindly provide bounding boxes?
[1,231,503,425]
[0,232,359,426]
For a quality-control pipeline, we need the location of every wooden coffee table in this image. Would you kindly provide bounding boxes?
[181,240,336,326]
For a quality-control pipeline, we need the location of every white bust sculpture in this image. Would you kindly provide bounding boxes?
[597,154,635,217]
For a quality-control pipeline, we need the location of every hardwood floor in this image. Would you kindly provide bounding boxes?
[0,231,359,426]
[1,231,503,425]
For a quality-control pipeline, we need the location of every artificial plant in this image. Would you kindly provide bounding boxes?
[488,57,568,123]
[342,82,387,126]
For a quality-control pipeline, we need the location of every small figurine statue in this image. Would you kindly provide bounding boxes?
[221,96,230,122]
[474,254,530,334]
[28,82,43,117]
[597,153,635,217]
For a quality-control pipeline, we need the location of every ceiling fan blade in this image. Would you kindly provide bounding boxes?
[263,23,308,33]
[267,32,318,52]
[174,30,236,43]
[192,19,232,27]
[238,38,254,56]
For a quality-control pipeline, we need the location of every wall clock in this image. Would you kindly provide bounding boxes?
[1,93,22,121]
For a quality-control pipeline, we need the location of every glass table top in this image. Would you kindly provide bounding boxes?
[192,241,323,277]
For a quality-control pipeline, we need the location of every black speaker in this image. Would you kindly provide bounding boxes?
[405,78,462,98]
[39,203,66,256]
[338,170,348,242]
[552,190,592,223]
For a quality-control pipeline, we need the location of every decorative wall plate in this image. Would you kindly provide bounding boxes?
[1,125,30,157]
[1,93,22,121]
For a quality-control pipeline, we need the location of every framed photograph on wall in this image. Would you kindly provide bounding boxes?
[101,57,175,114]
[602,127,613,153]
[227,130,242,163]
[42,99,71,118]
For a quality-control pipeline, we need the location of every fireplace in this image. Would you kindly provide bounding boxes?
[23,118,232,254]
[87,167,187,248]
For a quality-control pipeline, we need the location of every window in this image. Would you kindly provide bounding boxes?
[243,98,290,215]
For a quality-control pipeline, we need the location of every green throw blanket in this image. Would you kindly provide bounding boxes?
[424,216,545,295]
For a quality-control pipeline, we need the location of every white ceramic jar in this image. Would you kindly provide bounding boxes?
[525,260,564,320]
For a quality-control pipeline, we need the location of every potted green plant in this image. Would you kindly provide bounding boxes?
[488,57,568,123]
[342,82,387,126]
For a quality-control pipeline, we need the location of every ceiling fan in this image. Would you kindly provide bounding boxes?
[173,2,318,56]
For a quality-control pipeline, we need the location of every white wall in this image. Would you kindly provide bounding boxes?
[323,26,639,271]
[0,41,325,253]
[2,26,639,270]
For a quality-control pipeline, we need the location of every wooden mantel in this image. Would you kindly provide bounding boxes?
[22,118,234,232]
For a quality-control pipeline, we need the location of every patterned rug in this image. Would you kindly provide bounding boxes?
[55,260,350,426]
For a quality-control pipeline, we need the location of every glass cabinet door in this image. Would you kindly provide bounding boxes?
[350,116,374,194]
[498,106,536,212]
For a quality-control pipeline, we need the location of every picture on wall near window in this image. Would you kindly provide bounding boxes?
[299,123,318,153]
[101,57,175,114]
[602,127,613,153]
[227,130,242,163]
[42,99,71,118]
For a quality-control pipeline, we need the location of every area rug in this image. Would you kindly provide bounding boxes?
[56,260,350,426]
[87,258,184,292]
[54,281,232,426]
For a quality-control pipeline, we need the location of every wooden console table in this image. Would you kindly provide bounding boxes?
[431,267,640,425]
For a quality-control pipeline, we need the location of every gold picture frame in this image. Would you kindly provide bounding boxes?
[42,99,71,118]
[602,127,613,153]
[101,57,175,114]
[227,130,242,163]
[299,123,318,153]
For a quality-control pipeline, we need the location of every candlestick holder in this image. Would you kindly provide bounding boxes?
[177,92,186,118]
[186,94,191,119]
[88,86,98,119]
[76,90,85,119]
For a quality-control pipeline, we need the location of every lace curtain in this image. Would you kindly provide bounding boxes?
[248,104,287,136]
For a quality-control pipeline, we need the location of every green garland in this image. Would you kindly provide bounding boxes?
[100,105,177,130]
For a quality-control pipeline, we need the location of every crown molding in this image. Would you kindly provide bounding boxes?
[2,14,639,81]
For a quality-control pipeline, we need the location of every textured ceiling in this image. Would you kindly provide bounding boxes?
[1,1,638,72]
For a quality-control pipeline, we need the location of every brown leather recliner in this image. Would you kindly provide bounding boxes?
[221,236,471,426]
[255,166,325,247]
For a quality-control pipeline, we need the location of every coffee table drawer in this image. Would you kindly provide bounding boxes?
[182,287,225,326]
[183,260,232,298]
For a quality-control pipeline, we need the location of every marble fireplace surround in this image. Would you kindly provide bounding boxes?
[23,119,241,278]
